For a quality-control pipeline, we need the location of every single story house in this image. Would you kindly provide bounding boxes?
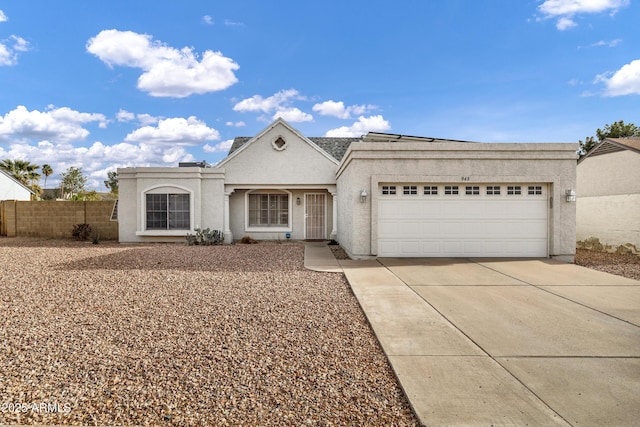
[0,169,34,201]
[118,118,578,261]
[577,137,640,254]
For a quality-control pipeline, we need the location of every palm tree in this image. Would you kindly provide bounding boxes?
[42,164,53,188]
[0,159,40,185]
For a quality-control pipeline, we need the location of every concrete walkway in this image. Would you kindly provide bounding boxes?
[304,244,640,426]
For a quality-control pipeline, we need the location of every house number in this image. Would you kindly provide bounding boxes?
[461,176,470,181]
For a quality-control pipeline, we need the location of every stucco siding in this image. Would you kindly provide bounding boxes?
[117,167,225,243]
[0,172,32,201]
[229,189,334,241]
[337,142,578,259]
[577,194,640,250]
[578,151,640,197]
[222,125,337,186]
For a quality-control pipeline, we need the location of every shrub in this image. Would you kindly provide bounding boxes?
[186,228,224,246]
[72,223,92,241]
[239,235,259,244]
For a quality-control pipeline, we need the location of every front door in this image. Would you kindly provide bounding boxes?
[305,193,326,240]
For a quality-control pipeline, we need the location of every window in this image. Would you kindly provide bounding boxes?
[444,185,459,195]
[528,185,542,195]
[507,186,521,195]
[486,186,501,195]
[423,186,438,195]
[382,185,396,195]
[465,186,480,195]
[403,185,417,195]
[248,193,289,227]
[146,194,190,230]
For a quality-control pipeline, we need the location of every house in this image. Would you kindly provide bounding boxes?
[118,118,578,261]
[0,169,34,201]
[576,137,640,254]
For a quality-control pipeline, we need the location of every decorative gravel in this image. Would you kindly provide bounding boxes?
[0,238,419,426]
[575,248,640,280]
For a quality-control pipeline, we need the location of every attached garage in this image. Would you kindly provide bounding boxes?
[336,135,577,261]
[378,183,548,257]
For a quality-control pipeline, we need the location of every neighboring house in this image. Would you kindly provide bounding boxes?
[118,118,578,260]
[577,137,640,254]
[0,169,34,201]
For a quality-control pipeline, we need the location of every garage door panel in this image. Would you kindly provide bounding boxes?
[378,185,548,257]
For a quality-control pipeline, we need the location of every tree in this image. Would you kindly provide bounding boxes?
[579,120,640,155]
[104,171,118,195]
[42,164,53,188]
[0,159,40,186]
[60,166,88,199]
[0,158,42,197]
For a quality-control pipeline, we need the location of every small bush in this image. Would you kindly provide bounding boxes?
[239,235,259,244]
[186,228,224,246]
[72,223,92,241]
[91,232,101,244]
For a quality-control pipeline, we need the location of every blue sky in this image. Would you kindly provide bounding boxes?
[0,1,638,190]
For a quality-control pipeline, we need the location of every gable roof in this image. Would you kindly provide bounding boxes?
[579,137,640,163]
[228,135,360,161]
[218,118,361,166]
[0,169,35,195]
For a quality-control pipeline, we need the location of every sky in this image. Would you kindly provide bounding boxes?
[0,0,639,190]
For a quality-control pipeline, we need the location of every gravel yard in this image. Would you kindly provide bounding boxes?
[575,248,640,280]
[0,238,419,426]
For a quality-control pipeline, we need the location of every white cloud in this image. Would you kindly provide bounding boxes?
[233,89,312,122]
[203,15,214,25]
[0,105,107,142]
[116,109,161,125]
[124,116,220,145]
[538,0,630,30]
[225,121,246,127]
[312,100,375,119]
[233,89,304,113]
[224,19,245,27]
[597,59,640,96]
[86,29,239,97]
[0,35,30,66]
[0,10,7,22]
[272,108,313,123]
[203,139,233,153]
[325,115,391,137]
[556,17,577,30]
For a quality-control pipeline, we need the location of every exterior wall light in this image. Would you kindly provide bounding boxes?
[296,197,301,205]
[565,189,576,202]
[360,190,368,203]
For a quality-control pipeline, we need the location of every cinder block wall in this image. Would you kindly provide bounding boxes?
[0,200,118,240]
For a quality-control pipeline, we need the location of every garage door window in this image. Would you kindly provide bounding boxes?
[507,186,522,195]
[382,185,396,195]
[403,185,418,195]
[528,185,543,195]
[465,186,480,195]
[444,185,459,195]
[423,186,438,195]
[486,186,501,195]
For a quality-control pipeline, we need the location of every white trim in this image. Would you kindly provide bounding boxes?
[244,189,293,232]
[304,192,327,239]
[216,118,339,167]
[140,184,195,233]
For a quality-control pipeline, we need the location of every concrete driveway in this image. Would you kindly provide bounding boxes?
[340,257,640,426]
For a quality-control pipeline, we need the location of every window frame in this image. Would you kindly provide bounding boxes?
[245,190,292,232]
[444,185,459,195]
[403,185,418,195]
[138,186,194,236]
[381,185,397,195]
[423,186,438,195]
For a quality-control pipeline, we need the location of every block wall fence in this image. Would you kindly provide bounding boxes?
[0,200,118,240]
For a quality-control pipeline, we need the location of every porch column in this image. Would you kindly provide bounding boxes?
[224,191,233,243]
[330,191,337,240]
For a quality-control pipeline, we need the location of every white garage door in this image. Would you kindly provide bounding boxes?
[378,184,548,257]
